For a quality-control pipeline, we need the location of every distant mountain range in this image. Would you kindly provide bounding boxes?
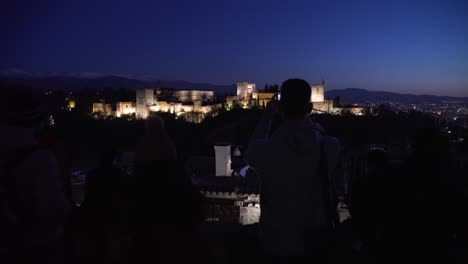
[325,88,468,104]
[1,69,467,104]
[0,69,236,94]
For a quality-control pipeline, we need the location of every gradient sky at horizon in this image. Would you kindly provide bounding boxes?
[2,0,467,96]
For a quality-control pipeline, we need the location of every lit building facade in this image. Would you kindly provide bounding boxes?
[256,92,276,108]
[174,90,214,103]
[92,103,112,116]
[116,102,135,117]
[312,100,334,113]
[309,81,364,115]
[92,87,220,122]
[225,96,237,109]
[239,202,261,225]
[237,82,257,100]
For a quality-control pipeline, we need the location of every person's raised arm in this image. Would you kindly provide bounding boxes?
[248,95,278,145]
[245,95,278,167]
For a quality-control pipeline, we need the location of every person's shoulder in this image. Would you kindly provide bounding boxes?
[306,119,339,144]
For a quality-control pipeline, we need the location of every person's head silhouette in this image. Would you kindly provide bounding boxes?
[279,78,312,120]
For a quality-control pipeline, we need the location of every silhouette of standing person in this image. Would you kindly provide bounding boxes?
[81,148,123,262]
[245,79,342,256]
[0,86,71,264]
[377,126,458,261]
[128,114,202,261]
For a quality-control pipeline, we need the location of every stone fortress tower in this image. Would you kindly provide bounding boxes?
[136,89,155,119]
[311,80,325,103]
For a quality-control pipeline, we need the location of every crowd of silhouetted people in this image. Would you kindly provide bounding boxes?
[1,82,467,262]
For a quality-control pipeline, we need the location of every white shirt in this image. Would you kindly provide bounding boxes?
[245,117,341,255]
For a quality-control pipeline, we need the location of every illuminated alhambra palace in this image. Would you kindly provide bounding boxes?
[92,81,364,122]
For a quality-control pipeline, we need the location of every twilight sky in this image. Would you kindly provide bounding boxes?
[2,0,467,96]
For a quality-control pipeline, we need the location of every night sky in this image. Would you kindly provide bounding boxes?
[2,0,467,96]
